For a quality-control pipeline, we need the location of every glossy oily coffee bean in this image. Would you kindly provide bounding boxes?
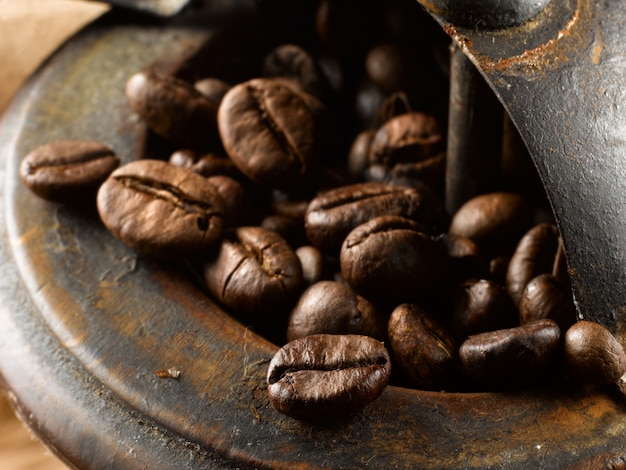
[97,159,224,258]
[266,334,391,421]
[168,149,244,181]
[459,319,561,388]
[218,78,325,189]
[193,77,231,107]
[205,175,253,228]
[126,70,220,149]
[304,181,449,255]
[436,233,483,282]
[519,273,576,333]
[286,280,386,341]
[564,321,626,385]
[295,245,331,286]
[449,278,517,340]
[388,303,458,390]
[449,192,533,257]
[506,223,562,307]
[202,226,303,317]
[20,140,119,202]
[340,215,449,304]
[368,111,443,169]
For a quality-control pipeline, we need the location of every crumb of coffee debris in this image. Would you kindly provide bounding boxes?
[155,368,181,379]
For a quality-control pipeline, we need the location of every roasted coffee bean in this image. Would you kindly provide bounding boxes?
[365,43,422,95]
[218,78,325,189]
[169,149,244,180]
[347,129,376,181]
[205,175,252,227]
[448,192,533,257]
[260,214,307,248]
[368,112,443,169]
[304,181,449,255]
[459,319,561,388]
[295,245,331,286]
[367,153,447,199]
[267,334,391,421]
[519,273,576,332]
[436,233,483,282]
[449,279,517,340]
[388,303,457,390]
[97,159,224,257]
[287,281,386,341]
[506,223,563,306]
[564,321,626,385]
[262,44,332,101]
[202,226,303,317]
[20,140,119,202]
[126,70,220,149]
[193,77,231,107]
[355,78,389,130]
[340,215,449,304]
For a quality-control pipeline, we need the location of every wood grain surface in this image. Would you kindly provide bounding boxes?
[0,2,108,468]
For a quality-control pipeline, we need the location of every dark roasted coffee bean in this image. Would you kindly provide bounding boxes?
[169,149,244,180]
[347,129,376,181]
[126,71,220,149]
[193,77,231,107]
[368,112,443,169]
[506,223,562,306]
[262,44,332,101]
[449,192,533,257]
[340,215,449,304]
[355,78,388,130]
[202,226,303,317]
[267,334,391,421]
[459,319,561,388]
[365,43,425,96]
[295,245,331,286]
[20,140,119,202]
[388,303,457,390]
[519,273,576,332]
[287,281,386,341]
[305,181,449,255]
[218,78,325,189]
[367,153,447,198]
[97,159,224,257]
[564,321,626,384]
[205,175,252,227]
[261,214,307,248]
[436,233,483,282]
[449,279,517,340]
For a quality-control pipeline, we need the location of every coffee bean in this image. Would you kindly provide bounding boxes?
[506,223,562,306]
[97,159,224,257]
[20,140,119,202]
[436,233,483,282]
[388,303,457,390]
[304,181,449,255]
[564,321,626,384]
[519,273,576,332]
[202,226,303,317]
[169,149,244,181]
[262,44,332,101]
[126,70,220,149]
[340,215,449,304]
[205,175,253,228]
[459,319,561,388]
[295,245,331,286]
[217,78,325,189]
[266,334,391,421]
[449,278,517,340]
[368,111,443,169]
[193,77,231,107]
[287,280,386,341]
[449,192,533,257]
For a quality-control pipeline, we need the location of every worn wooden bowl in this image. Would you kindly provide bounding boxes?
[1,4,626,469]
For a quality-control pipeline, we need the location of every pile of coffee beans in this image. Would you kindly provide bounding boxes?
[18,0,626,422]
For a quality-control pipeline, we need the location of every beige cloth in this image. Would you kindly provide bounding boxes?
[0,2,108,468]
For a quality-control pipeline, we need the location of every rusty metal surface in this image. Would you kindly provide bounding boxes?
[1,2,626,469]
[419,0,626,334]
